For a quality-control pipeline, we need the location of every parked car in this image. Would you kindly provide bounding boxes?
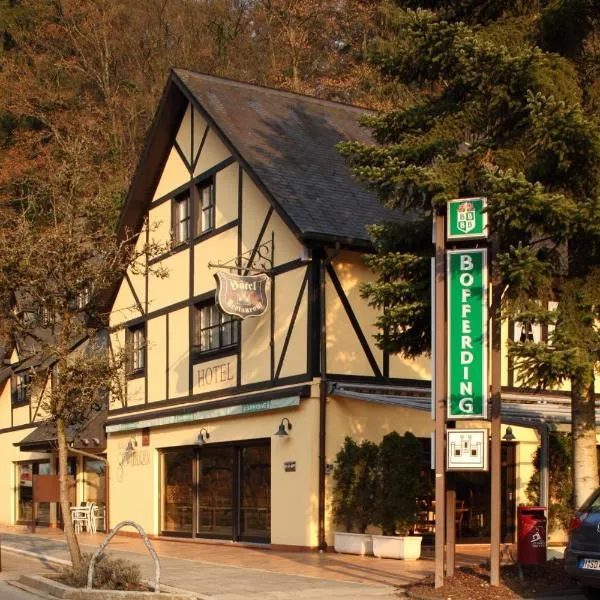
[565,488,600,599]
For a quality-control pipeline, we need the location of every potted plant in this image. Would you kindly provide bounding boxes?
[332,437,378,555]
[372,431,424,560]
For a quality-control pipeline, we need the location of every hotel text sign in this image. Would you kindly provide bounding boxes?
[447,197,487,240]
[193,355,237,395]
[447,248,487,419]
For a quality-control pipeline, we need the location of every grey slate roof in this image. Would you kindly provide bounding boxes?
[174,69,404,245]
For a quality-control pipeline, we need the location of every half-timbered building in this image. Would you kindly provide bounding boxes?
[1,69,596,547]
[103,70,556,549]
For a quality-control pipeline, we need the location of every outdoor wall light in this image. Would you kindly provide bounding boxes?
[197,428,210,446]
[502,426,516,442]
[274,417,292,437]
[126,437,138,453]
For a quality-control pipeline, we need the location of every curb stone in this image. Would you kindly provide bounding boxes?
[3,546,207,599]
[3,545,72,566]
[19,574,200,600]
[406,589,583,600]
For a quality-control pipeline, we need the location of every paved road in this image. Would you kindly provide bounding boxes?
[0,581,45,599]
[0,549,61,599]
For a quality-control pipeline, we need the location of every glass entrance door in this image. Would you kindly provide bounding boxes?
[197,446,234,538]
[239,444,271,542]
[161,440,271,542]
[163,449,194,535]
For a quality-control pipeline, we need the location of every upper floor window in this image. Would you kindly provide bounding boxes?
[193,301,238,355]
[77,287,91,310]
[12,372,31,405]
[194,179,215,236]
[127,324,146,376]
[173,192,190,244]
[40,306,55,326]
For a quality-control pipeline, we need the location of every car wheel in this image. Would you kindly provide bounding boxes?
[581,585,600,600]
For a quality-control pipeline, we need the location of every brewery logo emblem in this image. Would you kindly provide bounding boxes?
[457,201,476,234]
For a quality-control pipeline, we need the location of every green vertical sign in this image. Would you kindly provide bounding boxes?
[447,249,488,419]
[447,197,487,240]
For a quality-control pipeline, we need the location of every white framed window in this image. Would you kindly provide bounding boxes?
[194,302,238,354]
[173,193,190,244]
[12,372,31,405]
[194,180,215,236]
[127,324,146,375]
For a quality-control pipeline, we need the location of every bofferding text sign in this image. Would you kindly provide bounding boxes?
[215,271,269,319]
[447,248,488,419]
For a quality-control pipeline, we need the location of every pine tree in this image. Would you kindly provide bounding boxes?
[339,2,600,506]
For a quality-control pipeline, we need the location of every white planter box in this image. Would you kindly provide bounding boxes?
[372,534,422,560]
[334,532,373,556]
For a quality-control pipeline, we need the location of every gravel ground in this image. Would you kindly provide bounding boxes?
[407,560,579,599]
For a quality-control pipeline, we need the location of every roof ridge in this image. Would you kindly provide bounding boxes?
[173,68,373,114]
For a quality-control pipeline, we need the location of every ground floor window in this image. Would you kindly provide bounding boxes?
[415,440,517,543]
[16,461,51,525]
[161,440,271,543]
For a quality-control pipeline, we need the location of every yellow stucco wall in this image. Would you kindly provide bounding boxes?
[107,395,320,546]
[110,101,309,412]
[326,251,430,380]
[324,397,540,544]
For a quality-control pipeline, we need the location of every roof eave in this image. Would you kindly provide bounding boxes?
[301,231,374,252]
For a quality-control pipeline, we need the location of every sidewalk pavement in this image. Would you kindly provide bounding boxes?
[0,529,430,599]
[0,528,568,599]
[0,550,62,599]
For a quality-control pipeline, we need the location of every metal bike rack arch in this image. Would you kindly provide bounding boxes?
[87,520,160,592]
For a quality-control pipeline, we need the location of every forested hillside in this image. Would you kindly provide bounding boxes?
[0,0,395,219]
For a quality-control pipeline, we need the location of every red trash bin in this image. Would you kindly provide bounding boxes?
[517,506,547,564]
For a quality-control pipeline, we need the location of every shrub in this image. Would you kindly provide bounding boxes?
[377,431,424,536]
[354,440,379,533]
[526,432,573,532]
[332,436,360,532]
[60,552,142,590]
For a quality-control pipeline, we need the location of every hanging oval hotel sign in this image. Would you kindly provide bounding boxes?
[214,271,269,319]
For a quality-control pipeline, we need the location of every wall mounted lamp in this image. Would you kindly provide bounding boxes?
[274,417,292,437]
[197,428,210,446]
[125,437,138,453]
[502,426,516,442]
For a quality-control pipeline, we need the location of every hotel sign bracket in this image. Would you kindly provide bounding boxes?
[208,239,273,275]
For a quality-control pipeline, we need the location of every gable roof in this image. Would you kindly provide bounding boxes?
[119,69,406,249]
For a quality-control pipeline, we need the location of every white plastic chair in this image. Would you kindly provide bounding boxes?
[91,504,105,534]
[71,502,91,534]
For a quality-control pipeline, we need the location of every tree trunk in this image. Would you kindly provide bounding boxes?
[572,376,599,507]
[57,417,82,569]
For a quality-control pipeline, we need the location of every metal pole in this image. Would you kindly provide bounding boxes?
[434,212,446,587]
[540,424,550,512]
[490,238,502,586]
[446,486,456,576]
